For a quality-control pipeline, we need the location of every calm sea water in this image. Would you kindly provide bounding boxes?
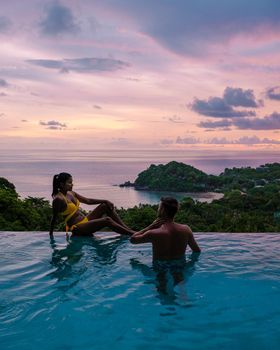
[0,232,279,350]
[0,149,279,208]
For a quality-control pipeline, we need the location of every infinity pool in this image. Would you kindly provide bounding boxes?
[0,232,279,350]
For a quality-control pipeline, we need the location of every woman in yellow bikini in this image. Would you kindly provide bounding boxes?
[49,172,135,237]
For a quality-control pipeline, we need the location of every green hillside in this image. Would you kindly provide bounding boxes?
[121,161,280,193]
[134,161,215,191]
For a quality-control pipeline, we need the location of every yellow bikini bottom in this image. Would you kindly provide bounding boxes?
[66,217,89,233]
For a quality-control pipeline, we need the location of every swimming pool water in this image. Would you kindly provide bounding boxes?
[0,232,279,350]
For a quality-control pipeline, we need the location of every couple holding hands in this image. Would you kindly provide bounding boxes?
[50,172,201,260]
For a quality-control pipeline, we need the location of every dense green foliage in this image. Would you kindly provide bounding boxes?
[218,163,280,192]
[117,183,280,232]
[1,167,280,232]
[117,205,158,231]
[119,162,280,232]
[0,177,16,192]
[127,161,280,193]
[0,177,58,231]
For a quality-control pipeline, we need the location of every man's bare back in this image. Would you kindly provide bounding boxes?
[130,197,201,260]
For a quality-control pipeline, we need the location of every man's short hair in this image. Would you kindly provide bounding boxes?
[160,197,179,218]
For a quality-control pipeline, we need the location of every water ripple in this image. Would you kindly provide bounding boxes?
[1,232,280,350]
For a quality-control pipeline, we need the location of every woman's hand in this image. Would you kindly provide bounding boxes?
[135,218,166,235]
[149,218,166,229]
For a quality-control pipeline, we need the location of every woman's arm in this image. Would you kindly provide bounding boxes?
[73,191,114,209]
[136,218,166,235]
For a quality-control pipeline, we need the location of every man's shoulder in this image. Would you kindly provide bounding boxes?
[145,226,170,240]
[174,222,192,233]
[149,223,192,237]
[148,226,166,235]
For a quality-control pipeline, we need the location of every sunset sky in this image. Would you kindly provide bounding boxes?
[1,0,280,151]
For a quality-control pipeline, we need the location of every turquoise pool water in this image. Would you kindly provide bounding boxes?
[0,232,279,350]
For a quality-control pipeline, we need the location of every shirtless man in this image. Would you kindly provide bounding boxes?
[130,197,201,260]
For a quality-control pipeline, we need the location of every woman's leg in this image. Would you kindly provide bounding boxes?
[87,203,129,228]
[73,217,135,236]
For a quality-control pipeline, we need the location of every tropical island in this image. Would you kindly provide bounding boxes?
[120,161,280,193]
[1,161,280,233]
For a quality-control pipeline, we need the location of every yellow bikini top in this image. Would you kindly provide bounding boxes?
[60,192,80,223]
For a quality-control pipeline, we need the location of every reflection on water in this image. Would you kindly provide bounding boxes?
[48,233,200,307]
[49,234,127,284]
[130,252,200,307]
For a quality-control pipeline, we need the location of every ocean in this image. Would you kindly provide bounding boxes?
[0,148,279,209]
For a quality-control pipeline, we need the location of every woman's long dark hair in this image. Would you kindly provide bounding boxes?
[52,172,72,197]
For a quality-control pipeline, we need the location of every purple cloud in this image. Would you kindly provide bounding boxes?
[26,57,130,73]
[198,112,280,130]
[223,87,261,108]
[39,120,67,129]
[233,112,280,130]
[235,136,280,144]
[190,97,256,118]
[190,86,262,119]
[208,136,280,144]
[99,1,280,57]
[39,2,79,36]
[207,137,231,144]
[176,136,200,144]
[197,119,233,129]
[174,135,280,145]
[266,86,280,100]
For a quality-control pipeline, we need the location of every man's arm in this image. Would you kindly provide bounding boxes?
[136,218,166,235]
[130,230,154,244]
[188,231,201,253]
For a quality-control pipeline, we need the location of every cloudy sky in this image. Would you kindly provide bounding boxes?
[1,0,280,150]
